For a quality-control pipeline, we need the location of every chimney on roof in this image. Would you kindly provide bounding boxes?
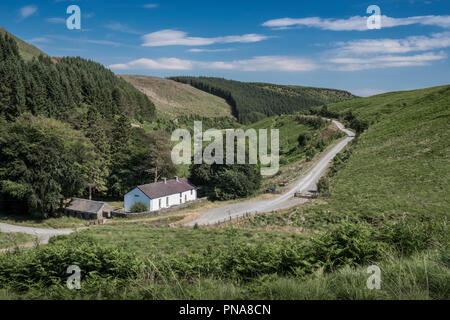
[174,176,179,182]
[163,178,167,184]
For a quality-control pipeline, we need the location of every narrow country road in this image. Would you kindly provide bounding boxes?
[0,120,354,238]
[185,120,355,226]
[0,223,74,245]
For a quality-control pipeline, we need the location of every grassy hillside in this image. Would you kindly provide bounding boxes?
[0,26,48,61]
[121,75,233,119]
[243,84,450,230]
[247,113,344,166]
[324,85,450,222]
[170,76,356,123]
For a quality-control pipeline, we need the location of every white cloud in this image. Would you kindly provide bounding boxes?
[109,56,317,71]
[112,29,450,73]
[109,49,445,72]
[46,35,123,47]
[20,5,37,19]
[262,15,450,31]
[188,48,235,53]
[334,32,450,55]
[142,29,268,47]
[27,37,52,44]
[204,56,318,71]
[329,52,447,71]
[110,58,194,70]
[263,16,368,31]
[322,32,450,71]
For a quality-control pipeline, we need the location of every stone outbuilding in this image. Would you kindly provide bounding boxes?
[65,198,113,220]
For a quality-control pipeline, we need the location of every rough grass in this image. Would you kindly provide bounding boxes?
[243,250,450,300]
[120,75,233,118]
[324,85,450,223]
[0,249,447,300]
[240,85,450,230]
[0,213,86,229]
[71,224,305,259]
[0,232,37,249]
[248,114,344,166]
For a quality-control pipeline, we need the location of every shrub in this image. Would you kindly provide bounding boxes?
[378,221,442,256]
[309,222,387,272]
[305,147,317,161]
[0,235,142,290]
[190,162,261,201]
[327,146,354,178]
[297,133,311,147]
[317,177,330,197]
[130,201,148,213]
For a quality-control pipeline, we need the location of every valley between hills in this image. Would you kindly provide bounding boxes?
[0,27,448,300]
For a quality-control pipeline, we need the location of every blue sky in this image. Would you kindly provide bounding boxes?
[1,0,449,96]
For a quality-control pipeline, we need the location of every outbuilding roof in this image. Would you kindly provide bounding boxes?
[66,198,112,214]
[137,178,196,199]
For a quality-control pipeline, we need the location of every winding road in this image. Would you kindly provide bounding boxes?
[0,223,74,245]
[185,120,355,226]
[0,119,354,242]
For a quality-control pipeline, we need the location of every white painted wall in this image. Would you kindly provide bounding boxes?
[150,189,197,211]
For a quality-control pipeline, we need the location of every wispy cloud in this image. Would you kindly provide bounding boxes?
[105,22,142,35]
[187,48,235,53]
[204,56,318,71]
[142,29,268,47]
[322,32,450,71]
[334,32,450,55]
[45,17,66,24]
[143,4,158,9]
[109,56,317,71]
[262,15,450,31]
[110,50,446,72]
[27,37,52,44]
[110,58,194,70]
[83,12,95,19]
[19,5,38,19]
[329,52,447,71]
[45,35,124,47]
